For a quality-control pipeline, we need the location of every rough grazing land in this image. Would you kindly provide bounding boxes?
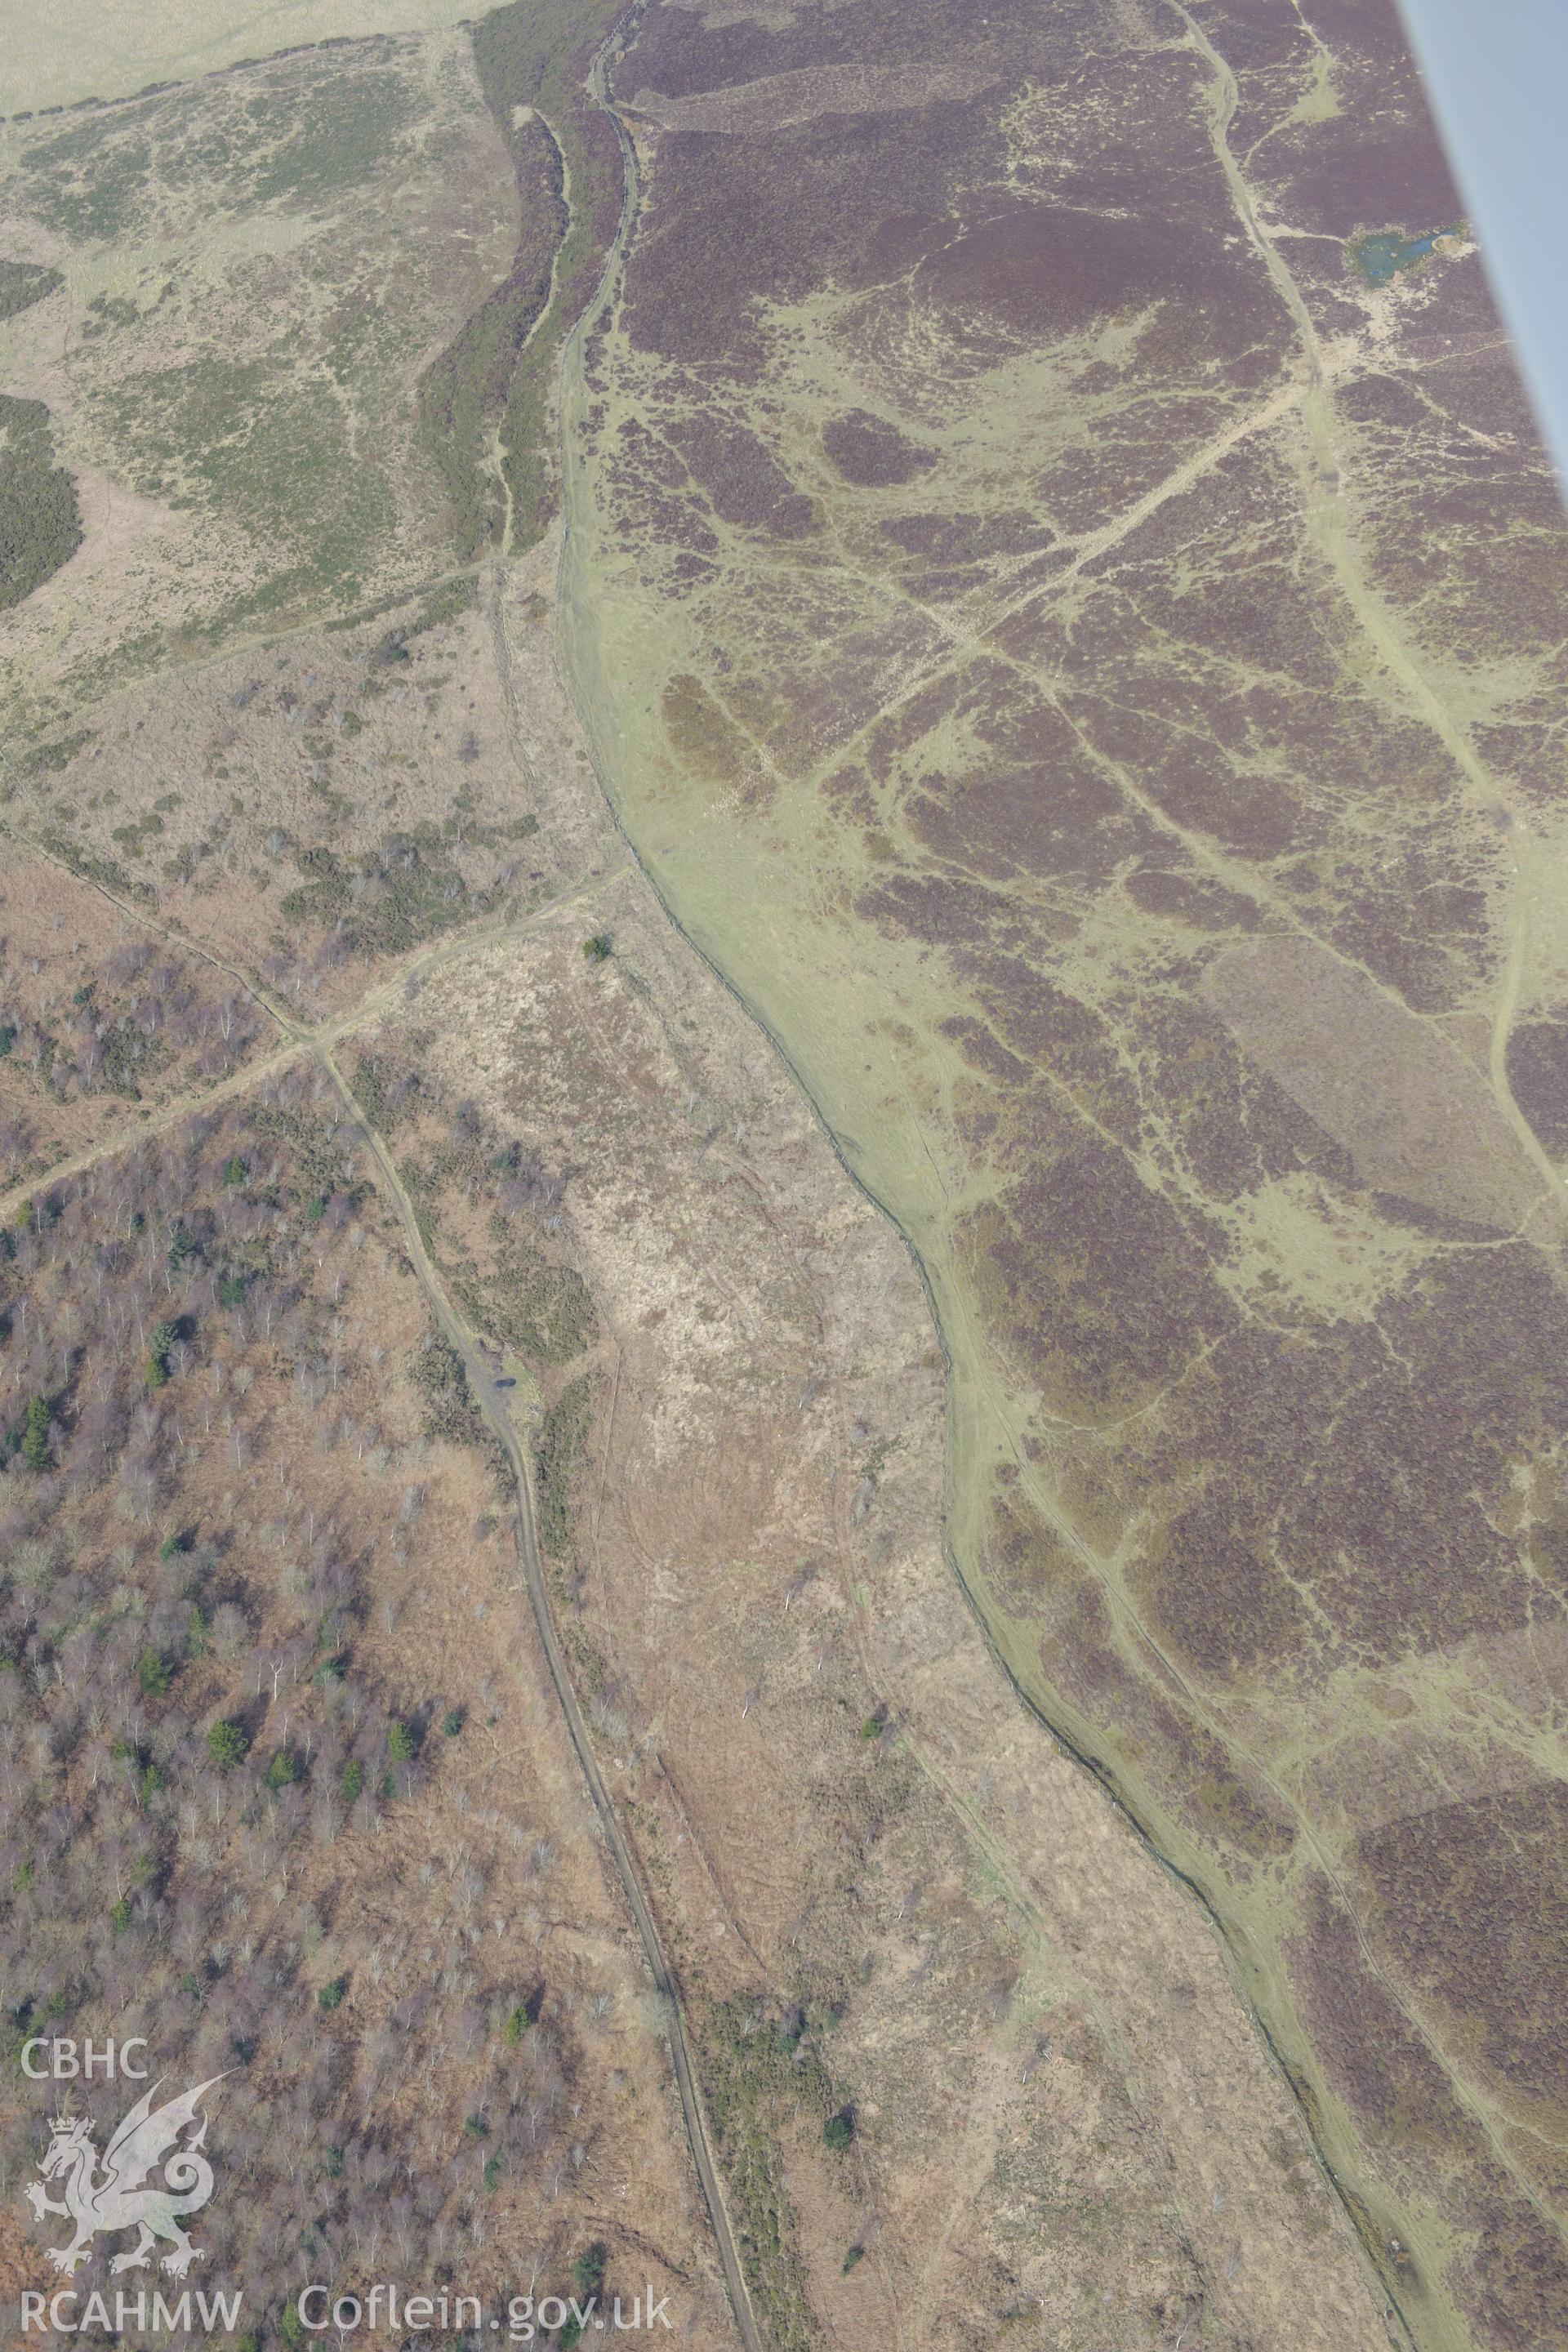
[555,2,1568,2349]
[0,403,1389,2352]
[0,4,635,741]
[10,2,478,118]
[0,32,519,729]
[329,553,1394,2352]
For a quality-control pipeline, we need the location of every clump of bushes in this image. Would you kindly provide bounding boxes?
[408,1331,486,1446]
[0,393,81,612]
[532,1374,593,1558]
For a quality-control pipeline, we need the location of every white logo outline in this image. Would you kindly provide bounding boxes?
[25,2075,226,2278]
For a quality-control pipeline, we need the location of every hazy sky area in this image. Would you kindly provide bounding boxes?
[1397,0,1568,492]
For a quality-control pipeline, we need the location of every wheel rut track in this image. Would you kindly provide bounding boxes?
[315,1036,764,2352]
[549,11,1479,2349]
[483,27,764,2332]
[2,6,1486,2340]
[0,795,761,2346]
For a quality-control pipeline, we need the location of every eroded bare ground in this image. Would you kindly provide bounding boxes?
[0,376,1400,2352]
[550,2,1568,2348]
[336,550,1396,2351]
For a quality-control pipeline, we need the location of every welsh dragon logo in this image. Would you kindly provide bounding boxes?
[25,2077,225,2278]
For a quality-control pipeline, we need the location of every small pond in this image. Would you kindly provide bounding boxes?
[1354,225,1463,284]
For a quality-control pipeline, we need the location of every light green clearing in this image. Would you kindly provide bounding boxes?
[7,0,474,117]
